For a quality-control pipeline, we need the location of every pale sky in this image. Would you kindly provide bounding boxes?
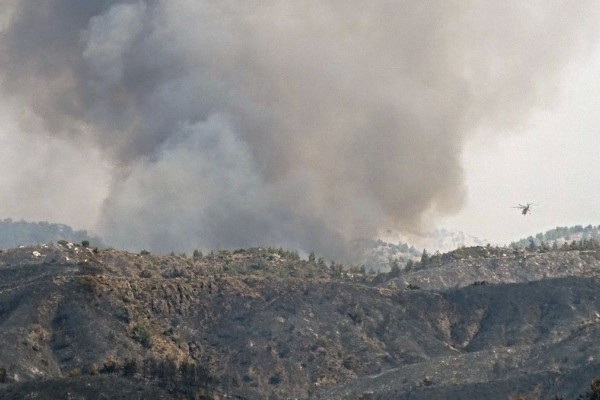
[440,40,600,244]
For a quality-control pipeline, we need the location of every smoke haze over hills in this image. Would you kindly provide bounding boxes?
[0,1,599,258]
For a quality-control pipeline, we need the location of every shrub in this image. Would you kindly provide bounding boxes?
[132,323,153,348]
[123,358,140,377]
[269,374,282,385]
[87,363,100,376]
[250,263,265,270]
[218,249,231,256]
[582,377,600,400]
[140,269,153,278]
[102,355,119,374]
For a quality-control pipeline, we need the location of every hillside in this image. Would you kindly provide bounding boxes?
[0,243,600,398]
[0,219,101,249]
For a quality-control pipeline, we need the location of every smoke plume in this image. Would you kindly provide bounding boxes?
[0,1,598,259]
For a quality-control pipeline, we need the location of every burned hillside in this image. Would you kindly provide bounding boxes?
[0,242,600,399]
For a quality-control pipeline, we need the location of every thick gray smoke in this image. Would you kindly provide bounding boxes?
[0,1,598,259]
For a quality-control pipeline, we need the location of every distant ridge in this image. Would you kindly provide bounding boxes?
[0,218,102,249]
[379,229,488,253]
[358,229,488,272]
[511,224,600,248]
[364,225,600,273]
[353,238,422,271]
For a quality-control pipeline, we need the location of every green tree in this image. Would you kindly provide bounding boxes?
[420,249,429,265]
[389,259,401,276]
[330,261,343,277]
[317,257,326,269]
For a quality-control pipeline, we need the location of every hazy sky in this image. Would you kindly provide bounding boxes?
[440,41,600,244]
[1,1,599,258]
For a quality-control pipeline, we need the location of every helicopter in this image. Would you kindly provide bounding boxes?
[512,203,534,215]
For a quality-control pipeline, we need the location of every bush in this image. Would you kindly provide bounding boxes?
[582,377,600,400]
[123,358,140,377]
[132,323,153,348]
[140,269,153,278]
[250,263,265,270]
[87,363,100,376]
[269,374,282,385]
[102,355,119,374]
